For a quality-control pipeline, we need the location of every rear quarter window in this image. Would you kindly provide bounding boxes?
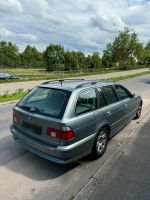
[75,89,97,115]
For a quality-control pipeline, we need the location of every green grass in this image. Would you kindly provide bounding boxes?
[0,68,116,83]
[0,89,30,103]
[0,66,147,83]
[106,70,150,81]
[0,70,150,103]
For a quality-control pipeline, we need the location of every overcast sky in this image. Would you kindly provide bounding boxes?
[0,0,150,53]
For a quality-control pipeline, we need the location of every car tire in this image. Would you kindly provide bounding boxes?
[134,103,142,119]
[92,127,108,159]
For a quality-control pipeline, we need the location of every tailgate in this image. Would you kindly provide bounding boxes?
[13,106,61,147]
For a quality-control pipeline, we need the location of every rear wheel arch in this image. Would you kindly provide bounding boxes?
[134,100,142,120]
[91,125,110,158]
[97,124,110,138]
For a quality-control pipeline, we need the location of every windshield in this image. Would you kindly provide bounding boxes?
[18,87,71,119]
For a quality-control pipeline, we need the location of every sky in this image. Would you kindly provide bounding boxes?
[0,0,150,54]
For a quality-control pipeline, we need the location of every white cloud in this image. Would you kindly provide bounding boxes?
[0,0,23,15]
[0,27,13,37]
[0,0,150,53]
[91,13,126,33]
[0,25,38,43]
[18,33,38,42]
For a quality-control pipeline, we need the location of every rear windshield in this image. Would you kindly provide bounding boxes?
[17,87,71,119]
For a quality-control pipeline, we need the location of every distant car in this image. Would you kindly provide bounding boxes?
[0,71,18,80]
[10,79,142,164]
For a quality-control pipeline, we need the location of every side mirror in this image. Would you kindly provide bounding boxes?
[131,92,135,98]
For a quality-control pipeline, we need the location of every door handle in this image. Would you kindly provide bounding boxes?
[106,111,111,116]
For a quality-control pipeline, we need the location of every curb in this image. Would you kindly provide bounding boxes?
[0,100,18,106]
[74,108,150,200]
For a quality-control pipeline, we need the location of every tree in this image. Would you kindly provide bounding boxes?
[143,40,150,66]
[145,40,150,50]
[102,27,143,69]
[90,52,102,68]
[43,44,65,71]
[0,41,20,68]
[102,43,114,68]
[76,51,86,70]
[64,51,78,71]
[20,45,44,68]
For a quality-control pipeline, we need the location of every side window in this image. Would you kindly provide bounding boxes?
[115,85,131,100]
[97,88,107,108]
[75,89,97,115]
[101,86,118,105]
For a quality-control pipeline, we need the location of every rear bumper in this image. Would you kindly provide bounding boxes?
[10,124,95,164]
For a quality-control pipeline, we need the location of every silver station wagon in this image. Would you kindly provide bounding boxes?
[10,79,142,164]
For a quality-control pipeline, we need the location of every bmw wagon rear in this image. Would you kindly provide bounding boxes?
[10,86,79,164]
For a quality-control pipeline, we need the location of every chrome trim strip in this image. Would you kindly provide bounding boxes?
[57,133,96,151]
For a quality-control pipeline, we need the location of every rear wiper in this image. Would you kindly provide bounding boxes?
[29,106,42,114]
[19,105,43,114]
[19,105,31,111]
[19,105,38,112]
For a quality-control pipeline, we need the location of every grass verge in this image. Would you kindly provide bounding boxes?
[0,89,30,103]
[0,68,116,84]
[106,70,150,81]
[0,66,148,84]
[0,70,150,103]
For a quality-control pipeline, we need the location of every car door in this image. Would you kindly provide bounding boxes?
[114,84,137,124]
[98,86,126,137]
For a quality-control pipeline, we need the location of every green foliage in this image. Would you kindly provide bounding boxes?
[0,41,102,71]
[43,44,65,71]
[0,41,20,68]
[1,27,150,70]
[145,40,150,50]
[144,40,150,66]
[0,89,30,103]
[64,51,79,70]
[90,52,102,69]
[102,27,144,69]
[20,45,44,68]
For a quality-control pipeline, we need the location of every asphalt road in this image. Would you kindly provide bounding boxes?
[0,74,150,200]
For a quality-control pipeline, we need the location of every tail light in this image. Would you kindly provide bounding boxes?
[13,111,20,123]
[60,126,74,140]
[47,126,74,140]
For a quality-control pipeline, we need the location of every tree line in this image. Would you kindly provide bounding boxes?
[0,41,101,71]
[0,27,150,71]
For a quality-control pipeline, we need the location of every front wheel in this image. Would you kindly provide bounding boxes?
[92,127,108,159]
[134,103,142,119]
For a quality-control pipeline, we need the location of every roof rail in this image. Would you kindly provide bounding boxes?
[41,78,85,85]
[75,81,98,89]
